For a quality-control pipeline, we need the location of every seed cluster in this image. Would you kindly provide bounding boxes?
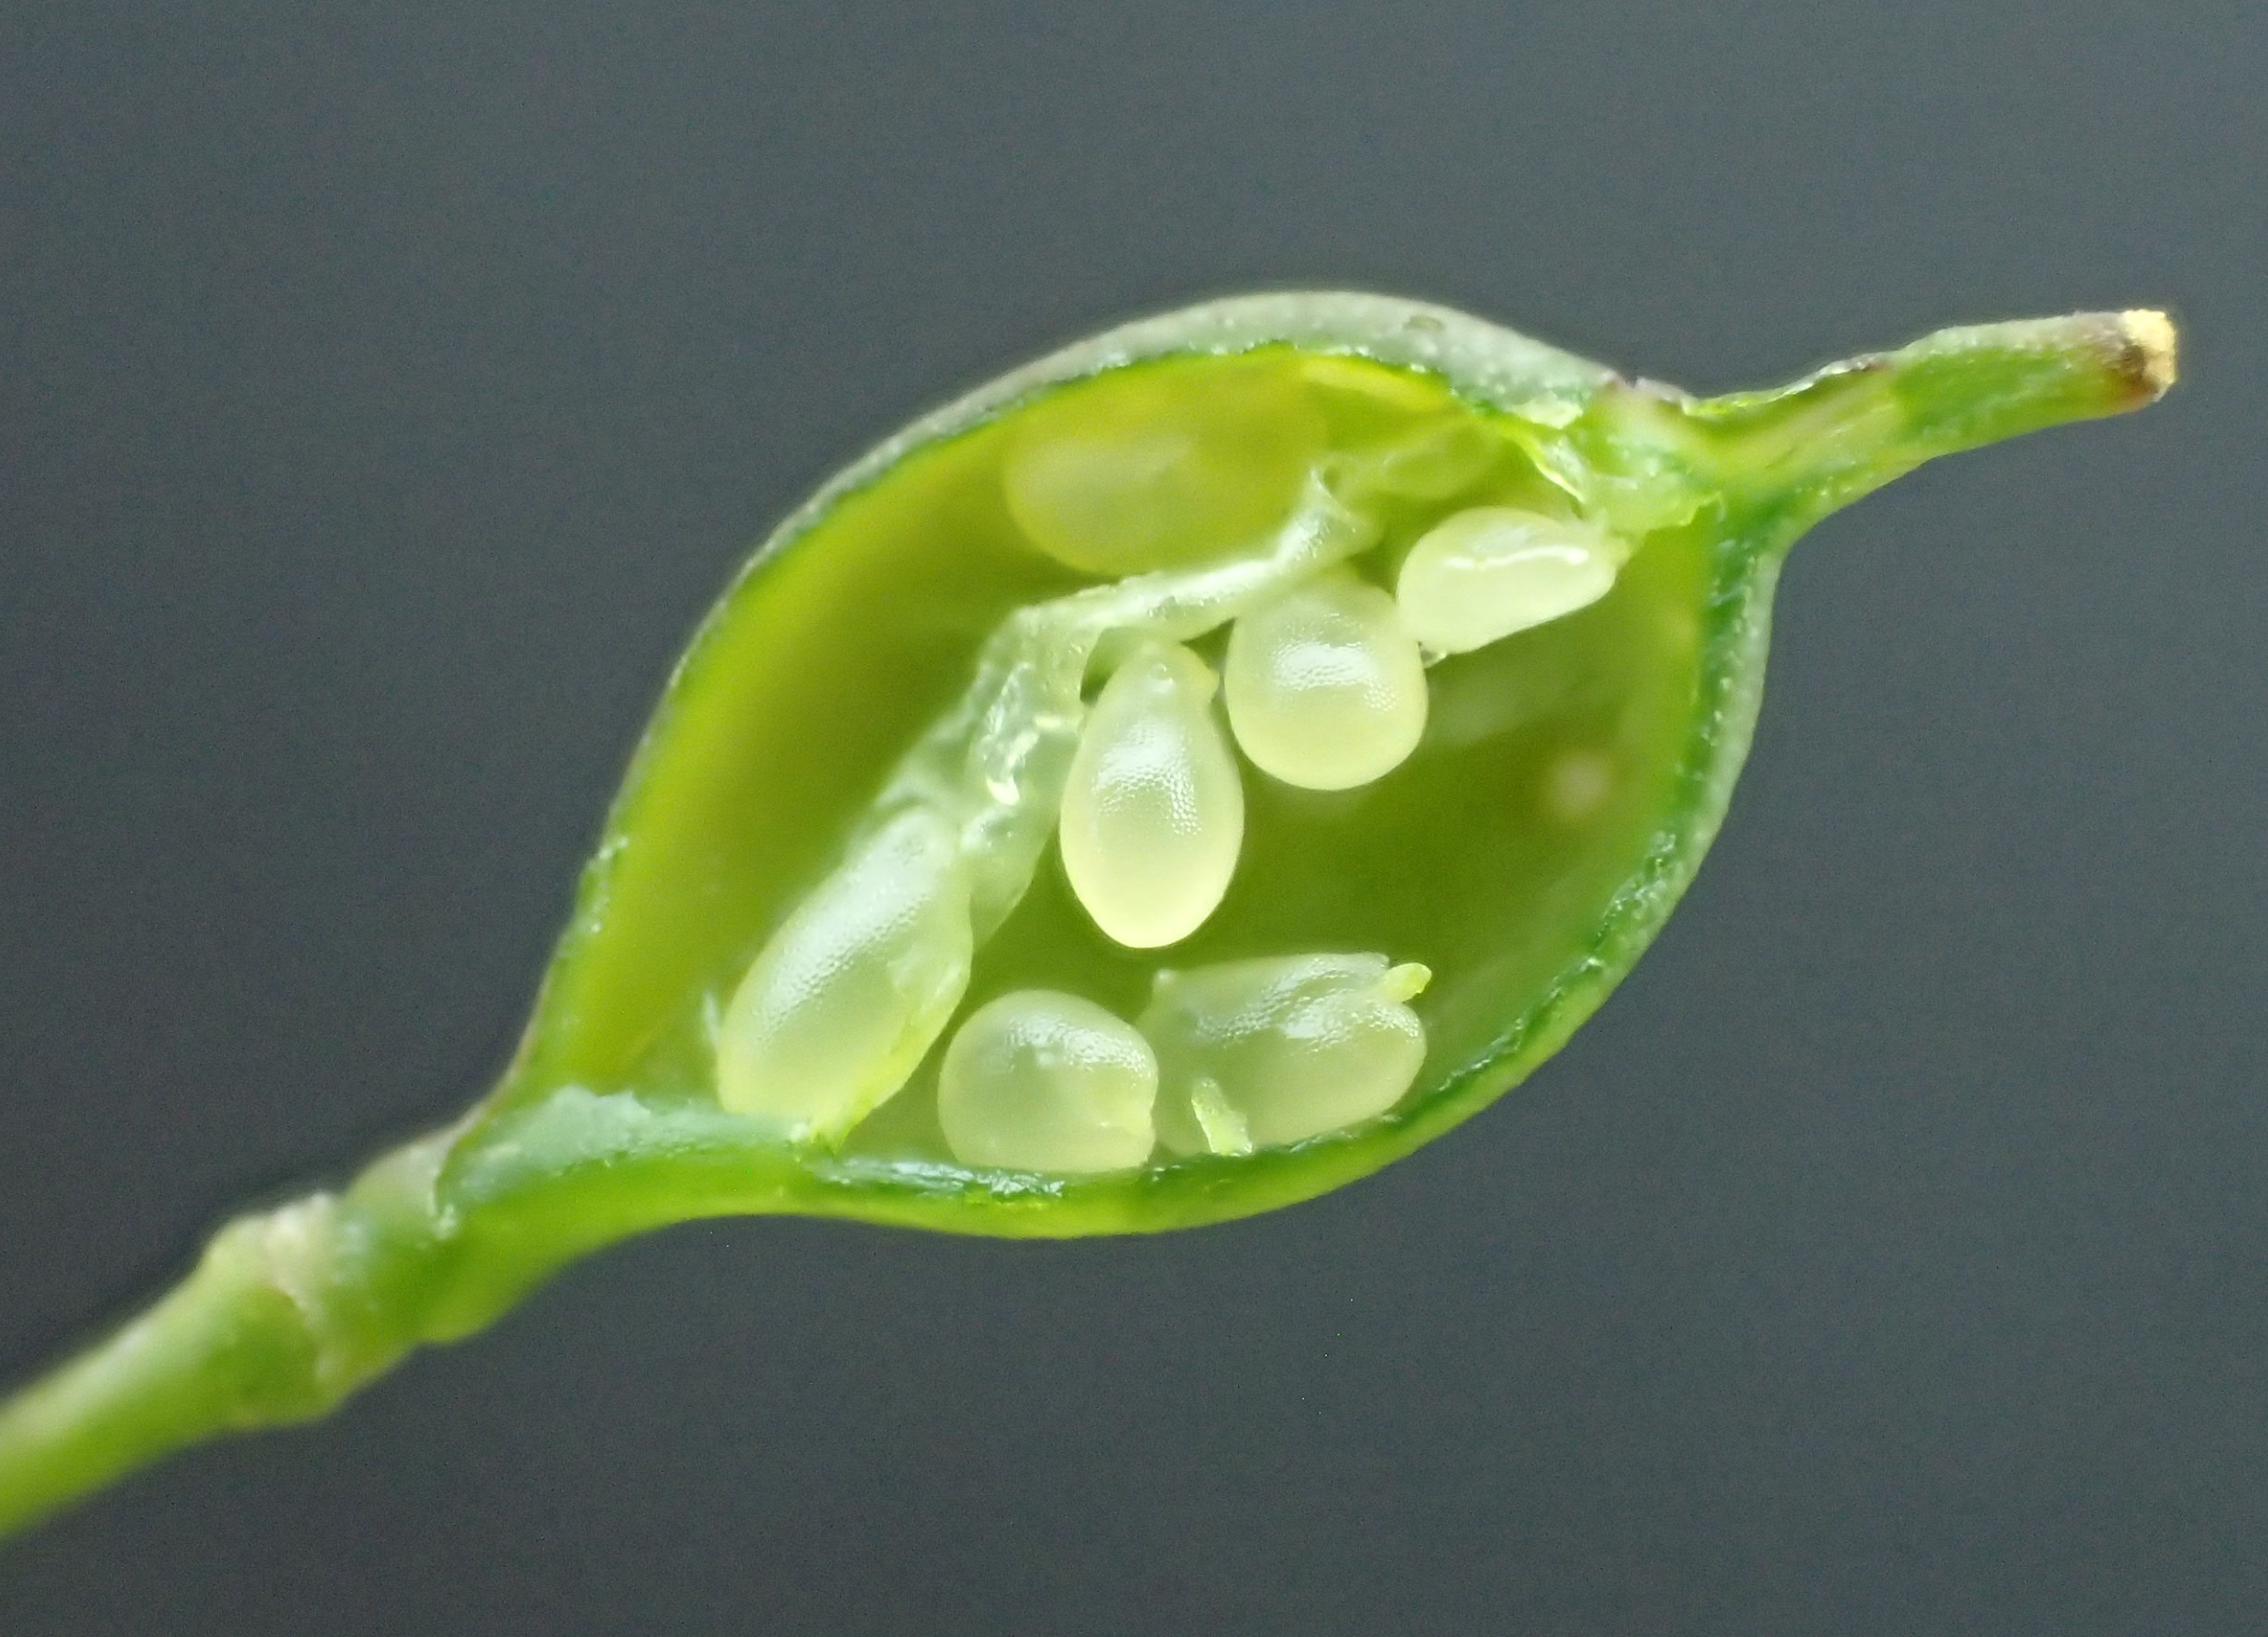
[712,355,1632,1175]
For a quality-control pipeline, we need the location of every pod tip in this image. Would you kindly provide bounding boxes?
[2117,308,2178,398]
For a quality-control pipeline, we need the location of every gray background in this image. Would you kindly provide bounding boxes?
[2,3,2261,1632]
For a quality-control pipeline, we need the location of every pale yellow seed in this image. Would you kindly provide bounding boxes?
[1143,953,1431,1154]
[1223,569,1429,791]
[1001,364,1325,577]
[1060,641,1245,949]
[1299,353,1447,412]
[714,808,972,1141]
[1333,418,1499,503]
[1396,506,1627,656]
[937,990,1159,1173]
[1542,750,1616,824]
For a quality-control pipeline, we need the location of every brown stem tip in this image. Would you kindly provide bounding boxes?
[2116,308,2179,401]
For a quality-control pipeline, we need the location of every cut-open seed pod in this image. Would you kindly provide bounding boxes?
[0,293,2176,1538]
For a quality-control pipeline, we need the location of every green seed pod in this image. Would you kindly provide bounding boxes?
[0,293,2176,1537]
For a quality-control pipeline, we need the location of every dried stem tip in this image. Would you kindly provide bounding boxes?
[2119,308,2179,398]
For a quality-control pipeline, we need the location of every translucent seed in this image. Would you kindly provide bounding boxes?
[714,808,973,1141]
[1001,363,1326,577]
[1326,417,1499,505]
[1060,641,1245,948]
[1542,750,1616,824]
[1300,353,1448,413]
[937,990,1158,1173]
[1355,418,1499,501]
[1223,568,1428,791]
[1396,506,1628,656]
[1142,953,1431,1154]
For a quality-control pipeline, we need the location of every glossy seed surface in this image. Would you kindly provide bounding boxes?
[1059,640,1245,948]
[714,808,973,1139]
[1397,506,1627,655]
[936,990,1158,1171]
[1142,953,1431,1153]
[1001,361,1326,576]
[1223,567,1429,790]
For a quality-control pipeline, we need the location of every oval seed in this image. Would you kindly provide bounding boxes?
[1396,506,1628,656]
[1334,417,1500,503]
[1001,362,1326,577]
[1060,641,1245,948]
[714,808,973,1141]
[1223,567,1428,791]
[1141,953,1431,1154]
[937,990,1158,1172]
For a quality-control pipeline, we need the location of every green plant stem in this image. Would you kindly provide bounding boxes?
[1586,308,2176,531]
